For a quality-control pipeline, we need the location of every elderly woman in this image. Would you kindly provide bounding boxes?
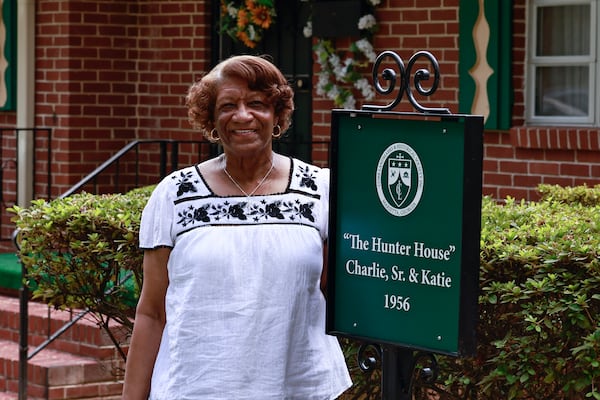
[122,55,352,400]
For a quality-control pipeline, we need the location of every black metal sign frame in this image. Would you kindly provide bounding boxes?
[326,109,483,356]
[325,50,484,400]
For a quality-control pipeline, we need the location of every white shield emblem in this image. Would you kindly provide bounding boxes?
[388,156,412,207]
[376,142,424,217]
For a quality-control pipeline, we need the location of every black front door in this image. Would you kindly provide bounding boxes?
[210,1,313,163]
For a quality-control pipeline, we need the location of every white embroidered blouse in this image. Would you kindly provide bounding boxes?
[139,157,352,400]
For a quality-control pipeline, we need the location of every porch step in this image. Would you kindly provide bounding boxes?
[0,392,20,400]
[0,296,129,359]
[0,295,128,399]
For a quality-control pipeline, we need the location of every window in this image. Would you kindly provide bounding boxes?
[527,0,598,126]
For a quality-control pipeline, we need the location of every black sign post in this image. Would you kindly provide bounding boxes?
[326,51,484,399]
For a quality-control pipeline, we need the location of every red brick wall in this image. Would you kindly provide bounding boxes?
[483,1,600,200]
[483,128,600,200]
[1,0,599,250]
[5,0,600,204]
[34,0,211,197]
[312,0,461,149]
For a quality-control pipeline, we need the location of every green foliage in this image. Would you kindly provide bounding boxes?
[538,183,600,207]
[438,185,600,399]
[8,183,600,398]
[9,187,154,331]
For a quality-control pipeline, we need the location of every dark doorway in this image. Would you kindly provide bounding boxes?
[210,1,314,163]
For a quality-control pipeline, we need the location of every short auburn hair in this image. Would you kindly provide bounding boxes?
[185,55,295,141]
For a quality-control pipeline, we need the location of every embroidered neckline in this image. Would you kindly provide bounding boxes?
[172,157,320,199]
[176,198,316,229]
[168,159,324,236]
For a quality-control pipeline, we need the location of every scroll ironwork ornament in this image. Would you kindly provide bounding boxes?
[362,50,451,114]
[357,343,382,373]
[356,343,443,399]
[410,352,440,394]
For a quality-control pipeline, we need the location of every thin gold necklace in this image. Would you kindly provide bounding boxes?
[223,159,275,197]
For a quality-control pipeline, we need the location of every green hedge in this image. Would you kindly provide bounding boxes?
[10,184,600,399]
[438,184,600,399]
[9,186,153,330]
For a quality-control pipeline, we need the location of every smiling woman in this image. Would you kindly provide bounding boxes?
[122,55,352,400]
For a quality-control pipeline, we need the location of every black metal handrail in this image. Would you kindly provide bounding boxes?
[0,128,52,243]
[59,139,215,198]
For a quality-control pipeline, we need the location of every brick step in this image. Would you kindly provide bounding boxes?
[0,392,20,400]
[0,339,123,399]
[0,295,128,399]
[0,296,129,360]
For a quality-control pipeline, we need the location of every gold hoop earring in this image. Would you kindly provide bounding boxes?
[272,125,282,138]
[209,128,220,142]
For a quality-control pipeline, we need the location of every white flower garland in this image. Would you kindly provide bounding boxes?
[306,0,380,109]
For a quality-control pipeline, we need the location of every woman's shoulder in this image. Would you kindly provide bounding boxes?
[290,158,329,195]
[154,164,206,199]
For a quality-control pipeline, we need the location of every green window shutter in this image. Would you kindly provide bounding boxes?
[0,0,16,111]
[459,0,512,129]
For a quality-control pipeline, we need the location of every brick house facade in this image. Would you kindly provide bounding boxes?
[1,0,599,246]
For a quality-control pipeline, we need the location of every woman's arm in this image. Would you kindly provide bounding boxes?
[321,240,328,296]
[122,246,171,400]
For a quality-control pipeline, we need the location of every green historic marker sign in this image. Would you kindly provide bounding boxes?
[326,110,483,356]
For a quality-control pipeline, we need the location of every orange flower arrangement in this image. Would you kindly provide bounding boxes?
[220,0,276,48]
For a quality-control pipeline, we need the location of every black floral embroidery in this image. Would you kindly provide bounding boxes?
[248,199,315,223]
[298,203,315,222]
[177,199,315,228]
[193,206,210,223]
[247,200,284,221]
[211,201,248,221]
[265,202,284,219]
[225,203,247,220]
[177,204,211,227]
[173,170,199,197]
[296,164,318,191]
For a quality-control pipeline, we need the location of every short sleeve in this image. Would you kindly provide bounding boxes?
[319,167,330,241]
[139,176,176,249]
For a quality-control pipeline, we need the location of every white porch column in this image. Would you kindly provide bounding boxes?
[16,0,35,206]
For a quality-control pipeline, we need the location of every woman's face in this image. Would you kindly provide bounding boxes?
[214,76,278,159]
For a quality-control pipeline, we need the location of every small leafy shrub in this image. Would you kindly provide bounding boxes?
[9,186,154,333]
